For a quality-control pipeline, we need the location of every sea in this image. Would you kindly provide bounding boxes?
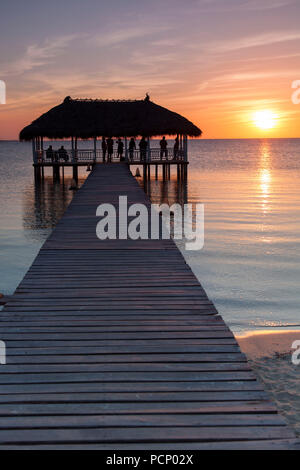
[1,138,300,335]
[1,137,300,436]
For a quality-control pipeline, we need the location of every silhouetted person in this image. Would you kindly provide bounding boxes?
[117,138,124,161]
[160,136,168,159]
[46,145,54,162]
[107,137,113,162]
[129,138,136,161]
[101,137,107,162]
[173,135,179,159]
[58,145,68,162]
[139,137,147,161]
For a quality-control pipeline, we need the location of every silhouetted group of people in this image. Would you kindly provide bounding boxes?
[46,145,69,162]
[101,137,147,162]
[159,135,180,159]
[101,136,179,162]
[45,136,181,164]
[101,137,128,162]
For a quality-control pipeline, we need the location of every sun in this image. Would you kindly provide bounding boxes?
[253,110,278,130]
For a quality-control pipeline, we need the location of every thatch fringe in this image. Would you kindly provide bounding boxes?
[19,96,202,140]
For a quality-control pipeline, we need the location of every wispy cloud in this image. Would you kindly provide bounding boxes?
[1,35,81,76]
[207,31,300,53]
[151,39,179,47]
[129,51,177,67]
[198,0,295,13]
[91,25,171,47]
[211,70,300,82]
[2,24,172,79]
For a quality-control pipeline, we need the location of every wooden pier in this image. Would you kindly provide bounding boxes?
[0,163,298,449]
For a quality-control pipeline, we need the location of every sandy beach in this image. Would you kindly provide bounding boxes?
[237,330,300,436]
[237,330,300,360]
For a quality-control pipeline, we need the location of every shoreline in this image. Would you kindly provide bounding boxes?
[236,329,300,360]
[236,330,300,437]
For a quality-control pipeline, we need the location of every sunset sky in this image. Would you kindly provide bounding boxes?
[1,0,300,139]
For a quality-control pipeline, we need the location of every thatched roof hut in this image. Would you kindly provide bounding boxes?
[19,96,202,140]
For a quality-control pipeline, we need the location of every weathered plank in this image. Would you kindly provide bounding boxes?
[0,426,294,444]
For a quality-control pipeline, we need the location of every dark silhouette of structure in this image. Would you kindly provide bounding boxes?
[19,95,202,183]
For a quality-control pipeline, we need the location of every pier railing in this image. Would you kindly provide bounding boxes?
[35,148,186,164]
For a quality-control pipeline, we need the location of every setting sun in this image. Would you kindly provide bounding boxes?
[253,110,278,130]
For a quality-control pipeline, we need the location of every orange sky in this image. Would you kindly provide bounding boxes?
[1,0,300,139]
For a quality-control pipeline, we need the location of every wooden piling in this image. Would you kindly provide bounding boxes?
[72,165,78,183]
[53,164,61,182]
[34,165,41,182]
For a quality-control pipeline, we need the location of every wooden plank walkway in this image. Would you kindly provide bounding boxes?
[0,163,298,449]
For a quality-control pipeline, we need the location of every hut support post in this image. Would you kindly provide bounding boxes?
[40,136,44,179]
[184,135,188,162]
[71,137,74,161]
[155,164,158,180]
[73,137,78,183]
[32,138,37,163]
[94,137,97,163]
[124,137,128,162]
[147,137,150,162]
[41,137,44,161]
[37,137,40,160]
[75,137,78,161]
[33,138,42,182]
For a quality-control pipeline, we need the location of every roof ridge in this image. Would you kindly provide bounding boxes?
[65,96,145,103]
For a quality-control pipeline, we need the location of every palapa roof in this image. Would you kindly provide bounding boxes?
[19,95,202,140]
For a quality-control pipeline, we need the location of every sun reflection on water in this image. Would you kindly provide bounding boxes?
[259,142,272,215]
[260,168,271,196]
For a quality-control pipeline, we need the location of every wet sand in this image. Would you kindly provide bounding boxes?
[237,330,300,360]
[237,330,300,437]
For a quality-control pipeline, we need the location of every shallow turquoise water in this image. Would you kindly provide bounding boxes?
[1,138,300,334]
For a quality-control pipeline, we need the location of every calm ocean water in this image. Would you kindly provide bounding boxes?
[1,138,300,334]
